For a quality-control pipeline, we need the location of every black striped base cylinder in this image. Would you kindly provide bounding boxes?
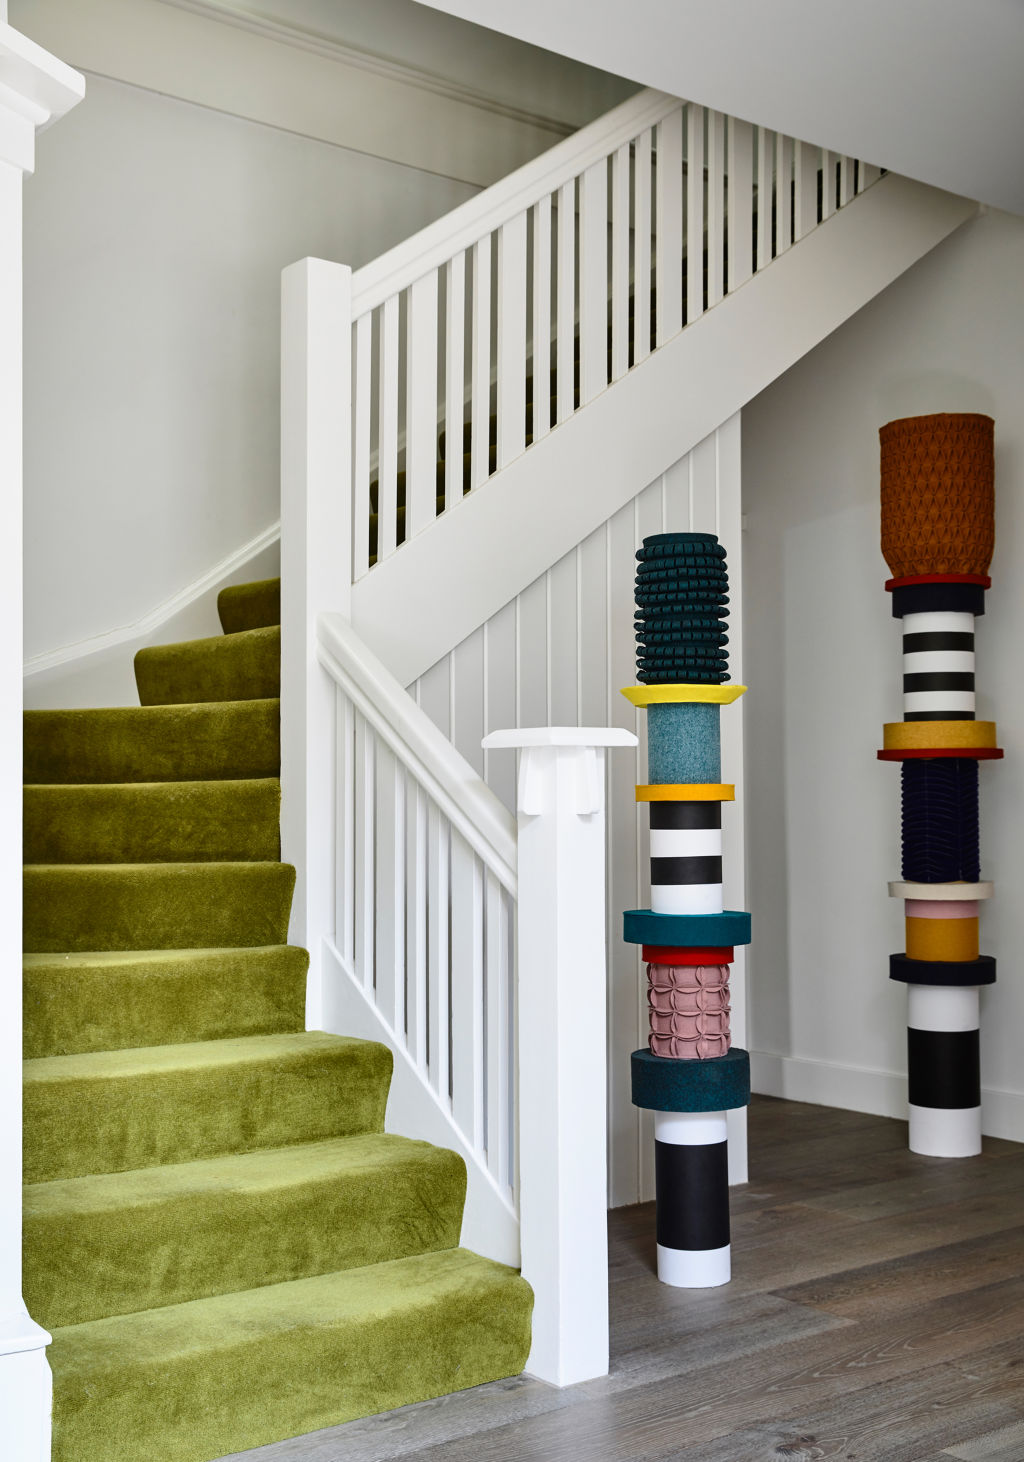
[654,1111,731,1286]
[907,985,982,1157]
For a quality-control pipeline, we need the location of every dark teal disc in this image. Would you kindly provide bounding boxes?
[631,1047,751,1113]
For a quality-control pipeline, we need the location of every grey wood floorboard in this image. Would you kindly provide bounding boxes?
[218,1097,1024,1462]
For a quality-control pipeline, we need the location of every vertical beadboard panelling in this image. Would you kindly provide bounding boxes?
[409,422,744,1205]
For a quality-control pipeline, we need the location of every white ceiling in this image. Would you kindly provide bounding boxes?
[414,0,1024,215]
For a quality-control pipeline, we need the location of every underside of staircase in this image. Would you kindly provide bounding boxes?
[22,577,531,1462]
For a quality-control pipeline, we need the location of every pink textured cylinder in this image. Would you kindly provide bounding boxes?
[647,964,731,1059]
[905,899,979,920]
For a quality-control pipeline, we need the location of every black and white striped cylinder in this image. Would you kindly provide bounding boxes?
[650,800,723,916]
[902,612,976,722]
[653,1110,731,1285]
[906,984,982,1158]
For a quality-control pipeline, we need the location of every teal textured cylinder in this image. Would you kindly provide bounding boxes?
[647,702,721,782]
[631,1047,751,1113]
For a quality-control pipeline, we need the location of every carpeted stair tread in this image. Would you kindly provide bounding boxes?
[217,578,280,635]
[25,1133,466,1329]
[24,700,280,785]
[24,1032,392,1183]
[135,626,279,706]
[23,945,308,1059]
[23,861,296,952]
[48,1246,532,1462]
[24,778,281,865]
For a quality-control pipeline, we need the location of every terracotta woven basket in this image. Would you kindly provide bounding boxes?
[880,413,994,578]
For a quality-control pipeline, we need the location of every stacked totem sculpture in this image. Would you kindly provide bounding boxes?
[622,532,751,1287]
[877,413,1000,1158]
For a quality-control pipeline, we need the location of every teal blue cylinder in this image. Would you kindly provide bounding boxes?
[647,702,721,783]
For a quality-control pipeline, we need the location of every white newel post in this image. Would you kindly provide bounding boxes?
[281,258,352,1028]
[1,23,83,1461]
[482,727,637,1387]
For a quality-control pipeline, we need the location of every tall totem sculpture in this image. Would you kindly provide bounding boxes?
[622,532,751,1287]
[877,413,999,1158]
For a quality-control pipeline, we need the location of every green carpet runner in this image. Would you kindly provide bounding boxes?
[23,576,532,1462]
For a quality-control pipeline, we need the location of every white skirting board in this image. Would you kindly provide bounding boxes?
[750,1049,1024,1142]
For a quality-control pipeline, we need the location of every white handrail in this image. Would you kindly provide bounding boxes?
[317,611,517,892]
[350,87,680,317]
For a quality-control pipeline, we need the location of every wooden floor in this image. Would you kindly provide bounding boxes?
[224,1097,1024,1462]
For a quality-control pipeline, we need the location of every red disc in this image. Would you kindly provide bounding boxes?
[641,945,734,966]
[877,747,1004,761]
[885,572,991,590]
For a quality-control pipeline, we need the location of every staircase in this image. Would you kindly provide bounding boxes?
[22,578,531,1462]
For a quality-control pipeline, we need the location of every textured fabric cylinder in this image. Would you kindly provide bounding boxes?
[646,702,721,783]
[880,413,994,577]
[653,1111,730,1288]
[900,758,979,882]
[647,964,731,1059]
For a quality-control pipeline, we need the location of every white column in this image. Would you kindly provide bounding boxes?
[482,726,637,1387]
[280,258,352,1029]
[0,24,83,1461]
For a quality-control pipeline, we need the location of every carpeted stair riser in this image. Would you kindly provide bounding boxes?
[23,778,281,864]
[217,577,281,635]
[24,1032,392,1184]
[23,946,308,1059]
[135,625,279,706]
[26,1135,466,1329]
[23,861,295,952]
[48,1248,533,1462]
[24,700,280,784]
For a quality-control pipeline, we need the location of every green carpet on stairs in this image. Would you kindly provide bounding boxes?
[23,575,532,1462]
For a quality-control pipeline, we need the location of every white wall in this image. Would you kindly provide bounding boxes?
[21,75,477,695]
[410,420,748,1206]
[744,206,1024,1139]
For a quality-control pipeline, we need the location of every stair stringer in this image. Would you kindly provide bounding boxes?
[352,173,977,687]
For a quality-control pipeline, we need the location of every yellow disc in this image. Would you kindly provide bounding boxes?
[882,720,998,750]
[621,684,747,707]
[906,916,979,962]
[635,783,735,802]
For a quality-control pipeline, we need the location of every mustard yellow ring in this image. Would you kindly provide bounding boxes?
[621,684,747,707]
[635,783,735,802]
[882,720,997,750]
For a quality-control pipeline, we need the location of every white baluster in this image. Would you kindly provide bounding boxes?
[353,710,375,991]
[727,116,754,292]
[377,294,399,559]
[610,143,630,381]
[471,235,492,491]
[686,105,705,324]
[374,743,405,1033]
[655,108,683,346]
[531,195,552,442]
[497,211,527,468]
[427,806,451,1101]
[336,687,356,967]
[775,132,793,253]
[756,127,773,270]
[860,161,882,190]
[794,139,820,240]
[579,158,607,405]
[556,179,576,422]
[484,869,511,1186]
[444,251,466,512]
[634,129,652,362]
[481,726,637,1387]
[839,154,854,206]
[352,312,372,579]
[706,110,725,306]
[821,148,836,219]
[450,831,485,1146]
[406,269,439,540]
[405,782,428,1070]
